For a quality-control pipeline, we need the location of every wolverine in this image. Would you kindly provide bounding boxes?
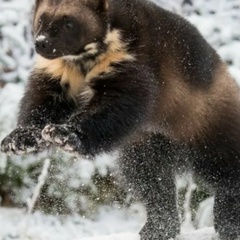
[1,0,240,239]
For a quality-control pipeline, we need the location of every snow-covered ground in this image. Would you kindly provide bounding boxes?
[0,205,217,240]
[0,205,143,240]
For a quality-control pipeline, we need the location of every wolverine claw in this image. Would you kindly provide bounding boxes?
[1,127,47,155]
[2,141,15,155]
[42,124,69,145]
[41,124,56,143]
[42,124,80,152]
[1,138,16,155]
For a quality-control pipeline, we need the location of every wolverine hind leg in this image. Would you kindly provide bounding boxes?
[119,134,180,240]
[192,136,240,240]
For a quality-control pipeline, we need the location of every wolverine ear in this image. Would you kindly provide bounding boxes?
[87,0,109,12]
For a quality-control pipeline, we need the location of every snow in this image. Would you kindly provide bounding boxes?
[0,205,143,240]
[178,228,217,240]
[195,197,214,229]
[81,233,140,240]
[0,205,218,240]
[26,159,50,214]
[0,172,217,239]
[0,83,24,137]
[36,35,47,42]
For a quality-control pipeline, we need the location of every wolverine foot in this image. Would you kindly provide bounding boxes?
[140,219,179,240]
[42,124,81,152]
[1,127,46,155]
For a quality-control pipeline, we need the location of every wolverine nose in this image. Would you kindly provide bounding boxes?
[35,35,51,52]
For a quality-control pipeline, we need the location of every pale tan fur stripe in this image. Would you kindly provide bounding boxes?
[85,29,135,82]
[35,55,85,98]
[34,29,134,100]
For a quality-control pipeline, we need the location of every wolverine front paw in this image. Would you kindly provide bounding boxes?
[1,127,46,155]
[42,124,81,152]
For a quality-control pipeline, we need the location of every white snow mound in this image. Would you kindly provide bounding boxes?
[80,229,217,240]
[81,233,140,240]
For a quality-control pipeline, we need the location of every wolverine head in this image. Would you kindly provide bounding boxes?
[33,0,108,59]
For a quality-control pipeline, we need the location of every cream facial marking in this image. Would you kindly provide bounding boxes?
[61,43,99,61]
[62,55,83,61]
[84,42,99,55]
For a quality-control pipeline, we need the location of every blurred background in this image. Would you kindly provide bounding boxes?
[0,0,240,239]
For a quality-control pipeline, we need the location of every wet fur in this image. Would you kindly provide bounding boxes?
[2,0,240,239]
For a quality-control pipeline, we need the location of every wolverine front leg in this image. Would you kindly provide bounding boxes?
[1,71,75,155]
[41,63,156,156]
[1,127,47,155]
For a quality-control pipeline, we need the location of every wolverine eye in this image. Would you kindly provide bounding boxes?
[52,27,59,35]
[66,21,74,30]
